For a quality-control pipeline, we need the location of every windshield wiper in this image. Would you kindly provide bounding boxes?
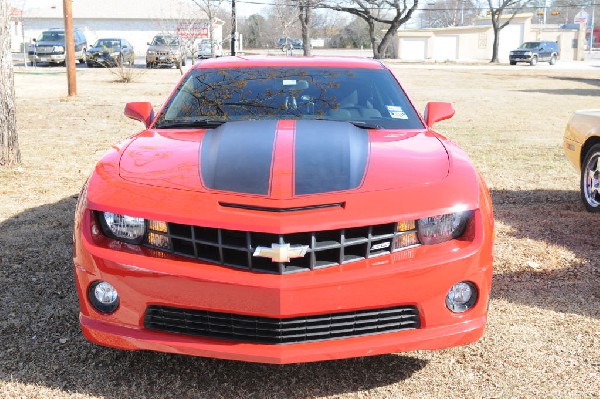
[348,120,383,130]
[154,119,226,129]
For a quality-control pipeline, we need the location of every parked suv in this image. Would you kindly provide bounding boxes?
[509,41,558,66]
[146,35,186,68]
[28,28,87,65]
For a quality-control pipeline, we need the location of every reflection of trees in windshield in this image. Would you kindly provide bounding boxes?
[189,69,345,119]
[157,67,424,129]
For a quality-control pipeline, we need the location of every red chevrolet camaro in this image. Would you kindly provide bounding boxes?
[73,56,494,364]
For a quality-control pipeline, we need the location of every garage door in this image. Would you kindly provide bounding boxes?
[434,36,458,61]
[499,24,524,62]
[400,38,427,61]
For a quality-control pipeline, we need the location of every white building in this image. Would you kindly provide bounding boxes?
[395,14,586,63]
[18,0,223,55]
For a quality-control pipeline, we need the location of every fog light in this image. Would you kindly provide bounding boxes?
[89,281,119,313]
[446,281,477,313]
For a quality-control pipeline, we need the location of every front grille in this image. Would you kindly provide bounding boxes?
[144,222,418,274]
[35,46,54,54]
[144,305,421,344]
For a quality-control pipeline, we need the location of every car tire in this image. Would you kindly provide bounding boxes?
[529,55,537,66]
[79,49,86,64]
[509,61,516,65]
[86,62,94,68]
[549,55,556,65]
[581,143,600,212]
[146,62,153,69]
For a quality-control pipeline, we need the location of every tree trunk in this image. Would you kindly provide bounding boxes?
[0,2,21,166]
[299,1,312,56]
[367,20,379,59]
[377,18,403,59]
[491,24,500,63]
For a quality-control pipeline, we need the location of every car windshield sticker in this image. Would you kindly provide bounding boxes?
[386,105,408,119]
[283,80,297,86]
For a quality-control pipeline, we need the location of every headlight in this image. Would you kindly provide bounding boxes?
[99,212,146,244]
[53,45,65,52]
[110,52,120,57]
[524,51,532,55]
[147,50,155,55]
[417,211,473,245]
[510,51,514,55]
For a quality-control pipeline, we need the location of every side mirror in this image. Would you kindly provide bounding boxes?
[124,102,154,128]
[424,102,455,127]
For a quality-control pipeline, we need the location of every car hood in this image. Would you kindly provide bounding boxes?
[35,40,64,47]
[148,45,179,52]
[118,120,449,197]
[89,46,121,52]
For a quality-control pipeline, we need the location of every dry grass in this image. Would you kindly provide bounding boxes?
[0,64,598,399]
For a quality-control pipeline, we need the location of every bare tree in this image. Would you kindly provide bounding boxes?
[423,0,480,27]
[0,2,21,166]
[487,0,532,63]
[321,0,419,59]
[192,0,226,57]
[297,0,314,55]
[273,0,300,52]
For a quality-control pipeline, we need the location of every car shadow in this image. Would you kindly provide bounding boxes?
[515,75,600,96]
[0,196,426,398]
[490,189,599,320]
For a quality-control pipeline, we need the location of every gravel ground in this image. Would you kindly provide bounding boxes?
[0,62,598,399]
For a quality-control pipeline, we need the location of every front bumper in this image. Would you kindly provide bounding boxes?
[146,54,179,66]
[509,54,533,62]
[28,53,65,63]
[563,137,582,171]
[74,208,493,364]
[87,53,119,67]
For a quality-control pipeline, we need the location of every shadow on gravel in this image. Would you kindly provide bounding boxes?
[491,189,599,319]
[0,196,426,398]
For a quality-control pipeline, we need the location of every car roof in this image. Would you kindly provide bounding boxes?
[192,56,386,70]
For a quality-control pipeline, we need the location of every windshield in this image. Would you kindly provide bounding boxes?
[519,42,541,49]
[39,31,64,42]
[152,36,179,46]
[155,67,424,129]
[93,39,121,48]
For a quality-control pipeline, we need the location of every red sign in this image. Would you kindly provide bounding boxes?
[177,27,208,39]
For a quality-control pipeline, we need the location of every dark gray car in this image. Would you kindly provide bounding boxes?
[86,38,135,67]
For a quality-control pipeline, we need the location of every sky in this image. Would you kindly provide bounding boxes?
[11,0,270,17]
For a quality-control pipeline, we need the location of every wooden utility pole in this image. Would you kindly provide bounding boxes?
[63,0,76,96]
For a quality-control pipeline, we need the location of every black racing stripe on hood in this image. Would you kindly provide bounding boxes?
[295,120,369,195]
[200,120,277,195]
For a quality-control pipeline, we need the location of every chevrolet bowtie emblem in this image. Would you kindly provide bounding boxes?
[253,243,309,263]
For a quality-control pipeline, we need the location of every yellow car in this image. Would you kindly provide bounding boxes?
[564,110,600,212]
